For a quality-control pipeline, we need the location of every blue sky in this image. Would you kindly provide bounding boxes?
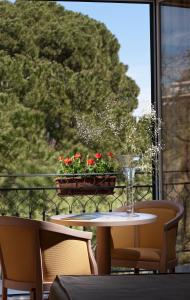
[59,1,151,116]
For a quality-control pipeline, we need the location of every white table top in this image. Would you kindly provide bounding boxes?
[50,212,157,227]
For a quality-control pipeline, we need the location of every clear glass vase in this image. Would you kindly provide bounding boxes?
[116,154,140,216]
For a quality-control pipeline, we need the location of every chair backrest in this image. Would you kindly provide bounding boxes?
[39,222,94,282]
[0,216,41,284]
[111,224,136,248]
[135,200,183,249]
[111,200,183,250]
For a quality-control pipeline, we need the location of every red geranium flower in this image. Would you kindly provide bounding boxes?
[87,159,95,166]
[57,151,115,174]
[74,153,81,159]
[64,157,72,165]
[107,152,113,158]
[95,153,102,159]
[58,156,64,161]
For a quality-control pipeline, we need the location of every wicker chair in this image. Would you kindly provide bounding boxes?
[111,200,184,273]
[0,216,97,300]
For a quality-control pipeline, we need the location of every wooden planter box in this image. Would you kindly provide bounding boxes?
[55,175,116,196]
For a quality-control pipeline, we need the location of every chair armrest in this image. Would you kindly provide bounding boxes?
[162,227,178,262]
[164,206,184,231]
[40,220,92,240]
[162,206,183,262]
[164,220,178,231]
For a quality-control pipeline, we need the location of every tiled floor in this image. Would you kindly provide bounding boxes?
[175,264,190,272]
[0,294,49,300]
[0,297,29,300]
[0,283,49,300]
[0,296,49,300]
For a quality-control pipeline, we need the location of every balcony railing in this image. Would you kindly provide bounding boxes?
[0,172,152,220]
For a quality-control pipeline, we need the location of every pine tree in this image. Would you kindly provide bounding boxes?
[0,0,139,176]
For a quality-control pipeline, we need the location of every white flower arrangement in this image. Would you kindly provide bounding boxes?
[75,102,162,172]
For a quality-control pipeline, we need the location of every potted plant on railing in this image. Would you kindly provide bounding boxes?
[55,152,117,196]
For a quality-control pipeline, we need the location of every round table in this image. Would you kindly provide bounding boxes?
[50,212,157,275]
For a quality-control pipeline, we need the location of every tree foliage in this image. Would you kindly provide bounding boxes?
[0,0,140,177]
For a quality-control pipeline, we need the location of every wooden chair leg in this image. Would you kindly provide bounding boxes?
[169,267,175,273]
[35,286,43,300]
[159,266,167,273]
[30,289,35,300]
[2,287,7,300]
[134,268,139,274]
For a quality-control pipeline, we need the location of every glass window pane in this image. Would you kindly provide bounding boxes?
[161,0,190,262]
